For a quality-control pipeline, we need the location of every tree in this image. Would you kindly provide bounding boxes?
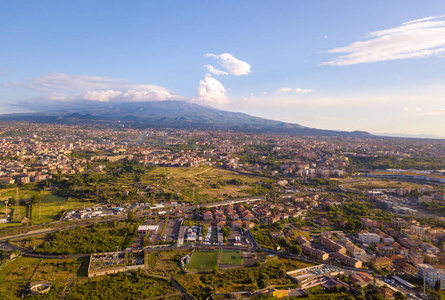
[355,220,364,231]
[220,226,231,237]
[127,211,136,222]
[435,279,441,291]
[277,269,286,278]
[244,274,255,284]
[259,273,269,281]
[345,221,356,232]
[290,244,302,255]
[257,279,268,289]
[31,194,42,204]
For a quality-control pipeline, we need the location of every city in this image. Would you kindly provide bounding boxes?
[0,122,445,299]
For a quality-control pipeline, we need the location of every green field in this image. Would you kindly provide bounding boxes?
[66,271,177,300]
[0,189,86,227]
[187,250,243,270]
[31,195,85,224]
[141,166,265,203]
[34,222,134,254]
[220,250,243,265]
[187,250,219,270]
[0,256,88,300]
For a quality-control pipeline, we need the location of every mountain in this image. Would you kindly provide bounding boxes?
[0,100,372,137]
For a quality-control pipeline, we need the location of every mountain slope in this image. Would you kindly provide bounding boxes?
[0,100,372,137]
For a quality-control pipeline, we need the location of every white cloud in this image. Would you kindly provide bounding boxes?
[322,15,445,66]
[278,87,293,93]
[278,87,313,93]
[295,88,313,94]
[204,65,228,76]
[6,73,184,103]
[426,109,445,115]
[193,74,228,106]
[83,90,122,102]
[205,53,251,76]
[403,106,421,112]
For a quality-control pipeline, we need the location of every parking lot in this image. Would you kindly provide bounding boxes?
[227,229,250,246]
[162,220,181,243]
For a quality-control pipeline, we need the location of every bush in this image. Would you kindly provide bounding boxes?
[259,273,269,281]
[257,279,268,289]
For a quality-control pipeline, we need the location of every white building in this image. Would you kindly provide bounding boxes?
[358,232,381,244]
[137,225,159,236]
[417,264,445,289]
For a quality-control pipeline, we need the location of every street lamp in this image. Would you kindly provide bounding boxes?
[4,199,8,221]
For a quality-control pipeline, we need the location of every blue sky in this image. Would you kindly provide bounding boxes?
[1,1,445,137]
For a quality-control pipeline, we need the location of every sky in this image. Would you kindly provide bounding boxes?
[1,1,445,138]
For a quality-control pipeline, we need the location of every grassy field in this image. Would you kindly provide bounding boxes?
[146,250,185,276]
[339,179,428,191]
[31,195,85,224]
[0,203,27,229]
[220,250,243,265]
[0,256,88,300]
[66,271,177,300]
[0,188,40,201]
[0,188,86,227]
[178,258,314,299]
[34,222,132,254]
[142,166,265,202]
[187,250,219,270]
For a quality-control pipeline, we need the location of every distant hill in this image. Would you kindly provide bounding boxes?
[0,100,373,137]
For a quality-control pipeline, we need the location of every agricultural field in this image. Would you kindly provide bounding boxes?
[177,258,313,299]
[339,178,428,192]
[34,221,136,254]
[0,188,40,202]
[11,233,49,250]
[0,188,86,228]
[303,285,351,300]
[0,203,27,229]
[142,166,266,203]
[145,250,185,276]
[0,256,88,300]
[31,194,85,225]
[65,270,177,300]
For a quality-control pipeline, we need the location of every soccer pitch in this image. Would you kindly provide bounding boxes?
[220,250,243,265]
[187,250,219,270]
[186,250,244,270]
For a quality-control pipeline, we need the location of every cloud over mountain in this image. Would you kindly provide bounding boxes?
[5,73,185,104]
[193,74,228,106]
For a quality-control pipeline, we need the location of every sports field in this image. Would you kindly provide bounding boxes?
[220,250,243,265]
[187,250,219,270]
[186,250,243,271]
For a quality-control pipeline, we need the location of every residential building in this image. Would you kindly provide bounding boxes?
[409,251,424,266]
[319,237,346,254]
[417,264,445,290]
[391,218,409,229]
[358,232,381,244]
[370,257,393,270]
[300,243,329,261]
[332,252,362,268]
